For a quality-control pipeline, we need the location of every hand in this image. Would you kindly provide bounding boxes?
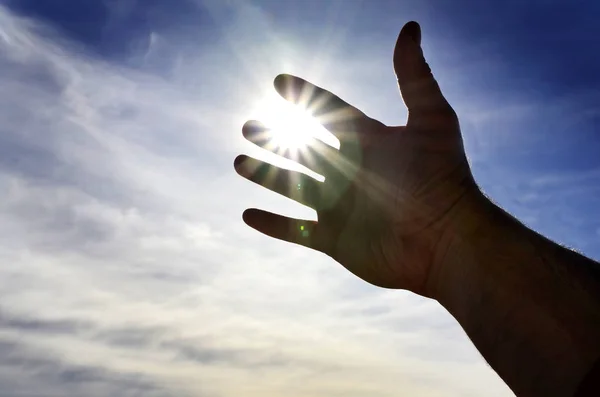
[234,21,477,296]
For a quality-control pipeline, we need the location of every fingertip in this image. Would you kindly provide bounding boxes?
[274,74,304,103]
[273,74,290,89]
[273,74,297,101]
[233,154,248,169]
[242,208,254,223]
[274,74,296,96]
[242,120,264,132]
[400,21,421,45]
[234,155,260,181]
[242,208,265,228]
[242,120,267,140]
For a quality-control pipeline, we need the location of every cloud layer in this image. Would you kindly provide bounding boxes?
[3,1,599,396]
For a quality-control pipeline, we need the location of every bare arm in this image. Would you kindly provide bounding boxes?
[434,190,600,397]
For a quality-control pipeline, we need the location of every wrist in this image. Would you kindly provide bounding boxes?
[426,186,600,396]
[425,185,497,304]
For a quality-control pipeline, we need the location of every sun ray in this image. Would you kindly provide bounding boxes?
[252,93,330,153]
[248,91,344,184]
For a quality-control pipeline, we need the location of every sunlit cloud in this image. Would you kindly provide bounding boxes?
[5,1,597,397]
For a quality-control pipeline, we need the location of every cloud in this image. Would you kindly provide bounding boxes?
[0,340,171,397]
[0,3,544,397]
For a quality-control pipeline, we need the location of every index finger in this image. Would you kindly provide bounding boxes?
[274,74,366,141]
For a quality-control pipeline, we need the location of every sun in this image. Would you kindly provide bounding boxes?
[252,93,326,152]
[248,91,338,181]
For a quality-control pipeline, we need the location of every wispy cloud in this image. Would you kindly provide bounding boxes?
[5,2,582,396]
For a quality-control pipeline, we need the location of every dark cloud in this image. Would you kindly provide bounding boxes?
[95,327,166,349]
[160,339,339,373]
[0,340,173,397]
[0,312,91,336]
[0,310,303,371]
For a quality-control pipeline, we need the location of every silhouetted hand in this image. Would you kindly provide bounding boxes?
[235,21,476,295]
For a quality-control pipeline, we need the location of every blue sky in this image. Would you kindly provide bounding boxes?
[0,0,599,396]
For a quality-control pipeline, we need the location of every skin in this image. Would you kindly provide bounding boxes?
[234,22,600,397]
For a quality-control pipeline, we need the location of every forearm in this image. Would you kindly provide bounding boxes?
[433,191,600,397]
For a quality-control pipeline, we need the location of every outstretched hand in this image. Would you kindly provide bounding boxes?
[235,21,477,296]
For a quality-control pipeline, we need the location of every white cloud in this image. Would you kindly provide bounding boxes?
[0,4,514,397]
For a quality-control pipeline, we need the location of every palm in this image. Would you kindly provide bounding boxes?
[235,22,474,295]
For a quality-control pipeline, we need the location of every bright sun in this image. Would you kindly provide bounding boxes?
[253,93,330,152]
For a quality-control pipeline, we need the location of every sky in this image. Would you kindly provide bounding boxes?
[0,0,599,396]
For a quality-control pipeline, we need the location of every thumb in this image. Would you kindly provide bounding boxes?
[394,22,454,120]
